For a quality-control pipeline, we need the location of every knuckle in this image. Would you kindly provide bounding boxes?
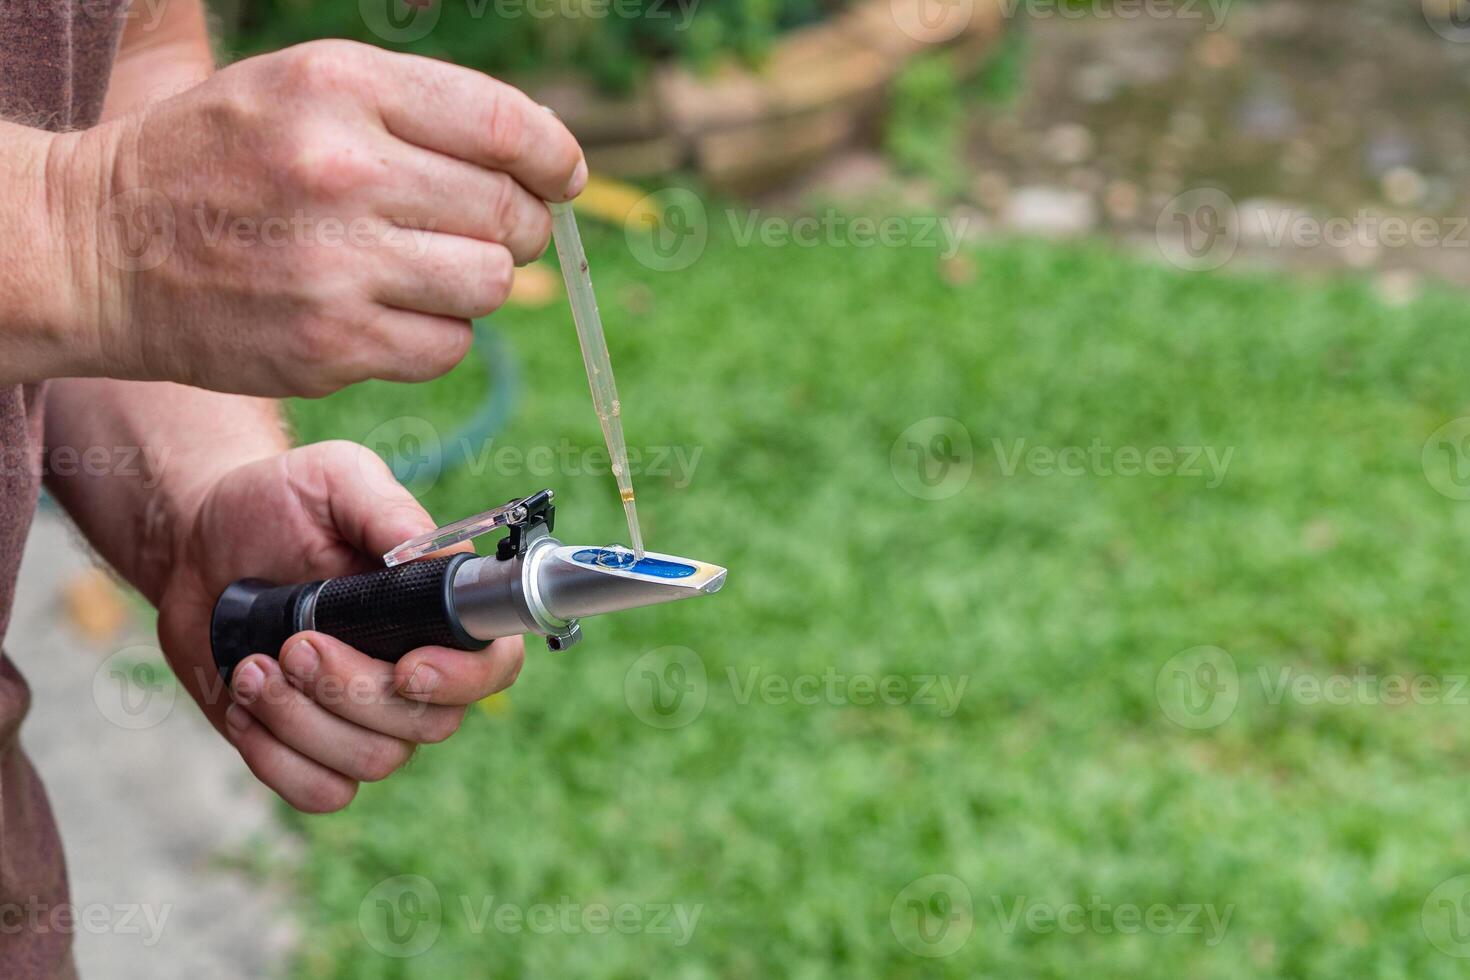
[488,641,526,694]
[414,707,464,745]
[354,739,411,783]
[430,323,475,375]
[281,40,369,93]
[282,143,383,202]
[481,94,527,166]
[407,326,471,382]
[476,247,514,311]
[488,177,520,234]
[520,205,553,263]
[381,313,471,381]
[293,374,346,400]
[543,124,582,193]
[287,777,359,814]
[296,315,347,367]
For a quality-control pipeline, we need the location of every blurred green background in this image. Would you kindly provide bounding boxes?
[221,0,1470,976]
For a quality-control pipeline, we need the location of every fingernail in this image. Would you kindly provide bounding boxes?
[282,639,320,685]
[403,664,441,697]
[563,158,588,200]
[225,703,252,734]
[233,661,265,703]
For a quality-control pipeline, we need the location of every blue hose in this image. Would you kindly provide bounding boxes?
[386,320,519,484]
[35,324,517,511]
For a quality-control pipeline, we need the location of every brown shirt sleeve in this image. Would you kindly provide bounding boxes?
[0,3,128,976]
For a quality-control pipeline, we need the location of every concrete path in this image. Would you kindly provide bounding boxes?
[8,509,294,979]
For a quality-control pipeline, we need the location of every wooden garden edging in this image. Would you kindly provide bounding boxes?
[530,0,1006,191]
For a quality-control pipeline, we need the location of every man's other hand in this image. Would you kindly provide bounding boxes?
[155,441,525,812]
[48,40,586,397]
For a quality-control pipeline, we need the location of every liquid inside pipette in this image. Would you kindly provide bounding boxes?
[549,200,645,560]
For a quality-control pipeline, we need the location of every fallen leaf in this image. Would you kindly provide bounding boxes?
[507,263,560,307]
[63,568,130,643]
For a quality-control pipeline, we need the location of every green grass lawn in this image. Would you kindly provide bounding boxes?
[285,212,1470,978]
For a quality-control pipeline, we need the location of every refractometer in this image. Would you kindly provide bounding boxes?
[209,489,726,679]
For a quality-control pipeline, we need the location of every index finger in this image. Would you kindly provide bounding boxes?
[369,50,586,202]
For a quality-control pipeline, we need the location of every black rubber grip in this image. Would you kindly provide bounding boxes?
[210,554,487,679]
[313,554,484,661]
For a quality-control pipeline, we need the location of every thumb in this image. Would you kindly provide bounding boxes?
[322,440,441,559]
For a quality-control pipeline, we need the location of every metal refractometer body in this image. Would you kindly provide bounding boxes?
[208,489,727,679]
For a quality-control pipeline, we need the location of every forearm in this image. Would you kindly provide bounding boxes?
[44,380,288,605]
[0,0,215,386]
[103,0,213,118]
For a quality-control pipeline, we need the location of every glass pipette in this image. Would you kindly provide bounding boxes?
[548,200,645,560]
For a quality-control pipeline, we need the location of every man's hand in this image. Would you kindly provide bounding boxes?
[45,39,585,397]
[155,440,524,812]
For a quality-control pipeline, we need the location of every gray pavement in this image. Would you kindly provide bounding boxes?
[8,509,294,979]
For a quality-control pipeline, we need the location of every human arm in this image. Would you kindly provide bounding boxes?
[8,10,585,395]
[45,5,528,811]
